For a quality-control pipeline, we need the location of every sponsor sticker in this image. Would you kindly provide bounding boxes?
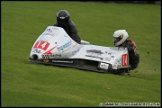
[43,59,49,63]
[99,62,109,70]
[52,60,73,63]
[42,54,61,59]
[57,40,72,51]
[122,54,128,66]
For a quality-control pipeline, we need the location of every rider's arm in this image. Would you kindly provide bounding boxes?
[69,21,81,44]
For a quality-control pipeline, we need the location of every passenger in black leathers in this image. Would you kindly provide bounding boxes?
[113,30,140,71]
[53,10,81,44]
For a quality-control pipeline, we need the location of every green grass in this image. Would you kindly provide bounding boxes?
[1,1,161,107]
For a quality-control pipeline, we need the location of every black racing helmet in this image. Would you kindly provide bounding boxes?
[56,10,70,26]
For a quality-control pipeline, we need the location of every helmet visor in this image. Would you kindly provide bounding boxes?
[57,17,69,26]
[114,35,123,43]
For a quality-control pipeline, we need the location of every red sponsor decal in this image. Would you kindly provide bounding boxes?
[122,54,128,66]
[34,41,50,50]
[43,46,57,54]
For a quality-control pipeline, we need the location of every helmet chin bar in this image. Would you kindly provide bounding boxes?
[57,17,69,26]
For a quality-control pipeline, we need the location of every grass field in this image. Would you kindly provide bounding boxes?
[1,1,161,107]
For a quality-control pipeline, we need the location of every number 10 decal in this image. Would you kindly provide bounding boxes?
[122,54,128,66]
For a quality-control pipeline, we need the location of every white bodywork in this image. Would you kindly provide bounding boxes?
[29,26,129,70]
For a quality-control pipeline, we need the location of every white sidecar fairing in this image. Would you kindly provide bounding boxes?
[29,26,129,73]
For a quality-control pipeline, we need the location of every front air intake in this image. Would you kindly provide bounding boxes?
[32,54,38,60]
